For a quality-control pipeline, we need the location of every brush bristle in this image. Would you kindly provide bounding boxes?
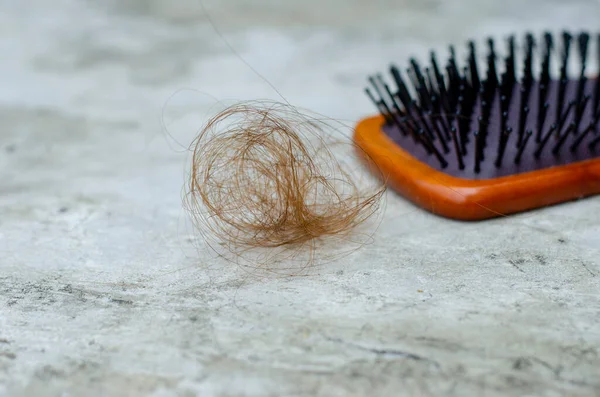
[365,31,600,179]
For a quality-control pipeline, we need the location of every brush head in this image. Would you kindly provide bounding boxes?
[366,31,600,180]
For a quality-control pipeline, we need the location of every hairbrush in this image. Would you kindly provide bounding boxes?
[355,31,600,220]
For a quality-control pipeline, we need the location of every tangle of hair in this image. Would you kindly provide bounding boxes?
[184,101,385,275]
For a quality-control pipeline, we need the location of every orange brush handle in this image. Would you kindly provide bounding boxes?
[354,115,600,220]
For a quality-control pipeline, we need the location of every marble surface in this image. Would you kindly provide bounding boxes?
[1,0,600,396]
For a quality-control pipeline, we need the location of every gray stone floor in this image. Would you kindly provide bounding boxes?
[1,0,600,396]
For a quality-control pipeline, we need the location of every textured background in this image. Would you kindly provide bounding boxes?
[2,0,600,396]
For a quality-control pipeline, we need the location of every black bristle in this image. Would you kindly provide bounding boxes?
[450,126,465,169]
[557,100,575,133]
[518,34,535,147]
[423,67,437,109]
[523,33,535,85]
[425,62,450,135]
[593,34,600,117]
[448,46,459,77]
[446,65,461,112]
[371,75,419,140]
[535,124,558,158]
[540,32,553,88]
[576,33,590,100]
[414,101,436,141]
[381,82,409,136]
[500,109,508,142]
[365,87,393,126]
[474,130,482,173]
[561,31,573,71]
[432,116,450,153]
[573,34,590,134]
[538,34,552,137]
[424,67,440,112]
[426,141,449,168]
[468,41,481,88]
[416,126,432,145]
[556,32,573,123]
[457,110,468,155]
[424,66,436,91]
[536,103,549,142]
[477,116,488,161]
[367,31,600,179]
[389,67,412,108]
[459,72,476,147]
[517,104,529,148]
[505,36,516,87]
[578,32,590,69]
[588,130,600,151]
[368,79,415,139]
[430,52,448,103]
[495,127,512,168]
[514,130,533,165]
[409,59,432,110]
[479,97,492,153]
[486,38,499,88]
[594,34,600,117]
[426,139,449,168]
[575,94,591,133]
[537,87,548,135]
[570,121,596,152]
[552,122,576,155]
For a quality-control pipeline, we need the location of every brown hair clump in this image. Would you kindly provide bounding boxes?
[184,101,385,274]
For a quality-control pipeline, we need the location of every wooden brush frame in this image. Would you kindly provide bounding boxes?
[354,115,600,220]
